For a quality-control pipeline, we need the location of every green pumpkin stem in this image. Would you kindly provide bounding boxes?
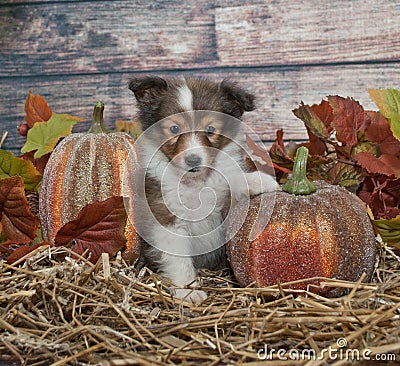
[87,101,111,134]
[282,146,317,195]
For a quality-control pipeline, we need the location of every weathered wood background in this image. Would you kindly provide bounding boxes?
[1,0,400,155]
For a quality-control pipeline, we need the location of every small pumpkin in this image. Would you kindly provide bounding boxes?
[227,146,377,296]
[39,102,139,262]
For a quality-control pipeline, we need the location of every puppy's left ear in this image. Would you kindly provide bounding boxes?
[220,79,256,114]
[128,76,168,103]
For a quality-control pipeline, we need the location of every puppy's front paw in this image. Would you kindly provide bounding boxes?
[247,172,279,196]
[175,288,207,304]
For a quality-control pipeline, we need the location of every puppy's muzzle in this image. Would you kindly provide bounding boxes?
[185,154,202,173]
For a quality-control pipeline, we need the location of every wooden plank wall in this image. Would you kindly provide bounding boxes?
[1,0,400,155]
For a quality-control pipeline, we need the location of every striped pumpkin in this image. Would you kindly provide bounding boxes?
[39,102,139,262]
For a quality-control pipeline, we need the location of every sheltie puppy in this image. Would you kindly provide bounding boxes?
[129,76,277,303]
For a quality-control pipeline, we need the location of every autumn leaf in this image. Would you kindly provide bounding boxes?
[54,196,127,263]
[356,152,400,178]
[328,96,371,147]
[267,129,294,173]
[115,120,143,139]
[0,176,39,244]
[373,214,400,243]
[6,242,50,264]
[21,112,84,158]
[302,126,326,156]
[363,111,400,156]
[357,176,400,220]
[293,100,337,156]
[293,102,330,140]
[328,161,363,191]
[369,88,400,141]
[246,134,279,175]
[311,100,334,128]
[20,151,51,175]
[24,91,52,127]
[68,239,121,264]
[0,150,42,191]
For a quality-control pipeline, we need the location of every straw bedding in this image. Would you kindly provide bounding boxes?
[1,241,400,365]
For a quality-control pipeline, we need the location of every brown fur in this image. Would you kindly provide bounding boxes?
[129,76,256,275]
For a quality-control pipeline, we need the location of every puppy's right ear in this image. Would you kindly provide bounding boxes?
[128,76,168,102]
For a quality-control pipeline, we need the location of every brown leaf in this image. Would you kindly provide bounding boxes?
[268,129,294,173]
[68,239,121,264]
[54,196,127,263]
[365,111,400,156]
[293,102,330,140]
[328,96,371,147]
[0,176,39,243]
[357,176,400,219]
[245,135,277,175]
[20,151,52,175]
[6,242,50,264]
[356,152,400,178]
[304,125,327,156]
[311,100,334,131]
[0,241,17,259]
[24,91,52,127]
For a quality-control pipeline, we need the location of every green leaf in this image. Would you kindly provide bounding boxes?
[368,88,400,141]
[21,112,84,158]
[328,162,363,193]
[0,150,42,191]
[373,215,400,244]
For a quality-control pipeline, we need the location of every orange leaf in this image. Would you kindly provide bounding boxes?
[54,196,127,263]
[0,176,39,243]
[24,91,52,127]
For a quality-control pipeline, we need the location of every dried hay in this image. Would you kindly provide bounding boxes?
[1,242,400,365]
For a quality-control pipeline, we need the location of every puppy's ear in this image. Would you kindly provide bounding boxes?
[128,76,168,102]
[219,79,256,114]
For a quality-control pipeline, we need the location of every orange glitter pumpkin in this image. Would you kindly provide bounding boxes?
[227,147,377,296]
[39,102,139,262]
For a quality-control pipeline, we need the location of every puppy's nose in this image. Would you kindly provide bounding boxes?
[185,154,202,167]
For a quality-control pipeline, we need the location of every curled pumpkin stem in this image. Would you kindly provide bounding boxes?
[282,146,317,195]
[88,101,111,134]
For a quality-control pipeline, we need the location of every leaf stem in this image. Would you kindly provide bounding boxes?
[335,158,359,166]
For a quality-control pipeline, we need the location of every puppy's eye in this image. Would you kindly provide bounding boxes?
[205,125,216,135]
[169,125,180,134]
